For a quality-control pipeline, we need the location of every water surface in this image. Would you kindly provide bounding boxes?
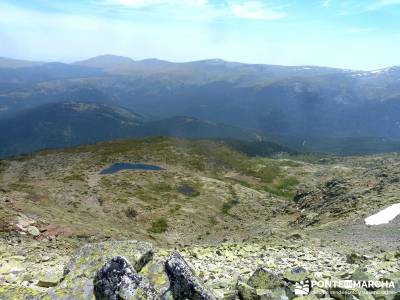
[100,163,165,174]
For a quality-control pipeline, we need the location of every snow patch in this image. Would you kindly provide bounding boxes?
[365,203,400,225]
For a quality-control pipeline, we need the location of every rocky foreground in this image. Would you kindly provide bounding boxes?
[0,236,399,299]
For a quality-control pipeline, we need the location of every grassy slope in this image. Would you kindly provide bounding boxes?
[0,137,311,246]
[2,137,399,249]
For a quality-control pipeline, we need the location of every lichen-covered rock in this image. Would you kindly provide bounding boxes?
[0,285,44,300]
[238,268,289,300]
[139,260,170,295]
[27,226,40,237]
[165,251,216,300]
[330,286,374,300]
[93,256,159,300]
[350,269,375,285]
[237,281,258,300]
[375,272,400,300]
[64,241,154,278]
[283,267,309,283]
[247,268,282,290]
[37,270,63,287]
[292,295,319,300]
[49,240,154,299]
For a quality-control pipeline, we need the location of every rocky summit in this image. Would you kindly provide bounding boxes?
[1,138,400,299]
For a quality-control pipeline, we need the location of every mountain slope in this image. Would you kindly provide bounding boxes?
[0,101,290,158]
[0,57,44,68]
[142,116,263,141]
[0,102,144,157]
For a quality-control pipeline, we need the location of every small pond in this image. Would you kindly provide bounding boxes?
[100,163,165,175]
[177,185,199,197]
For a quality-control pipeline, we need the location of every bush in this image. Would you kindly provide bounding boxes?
[221,199,239,215]
[149,218,168,233]
[125,207,138,219]
[264,176,300,198]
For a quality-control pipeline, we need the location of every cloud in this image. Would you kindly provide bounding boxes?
[101,0,207,8]
[344,27,374,34]
[231,1,286,20]
[368,0,400,10]
[101,0,286,21]
[321,0,331,7]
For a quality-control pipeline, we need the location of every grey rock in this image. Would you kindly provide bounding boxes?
[49,240,154,299]
[247,268,282,290]
[37,270,63,288]
[94,256,159,300]
[165,251,216,300]
[27,226,40,237]
[283,267,309,283]
[346,253,367,265]
[239,268,289,300]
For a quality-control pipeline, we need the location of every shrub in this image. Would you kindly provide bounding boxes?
[149,218,168,233]
[125,207,138,219]
[221,198,240,215]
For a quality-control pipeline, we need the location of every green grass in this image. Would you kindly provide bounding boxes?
[251,164,281,183]
[169,204,181,214]
[148,218,168,233]
[221,199,240,215]
[221,186,240,215]
[284,153,331,164]
[264,176,300,198]
[208,216,218,226]
[150,182,173,193]
[63,173,85,182]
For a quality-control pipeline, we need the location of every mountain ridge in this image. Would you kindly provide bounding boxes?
[0,54,379,72]
[0,101,290,158]
[2,55,400,155]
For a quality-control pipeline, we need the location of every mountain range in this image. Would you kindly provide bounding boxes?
[1,55,400,157]
[0,101,278,158]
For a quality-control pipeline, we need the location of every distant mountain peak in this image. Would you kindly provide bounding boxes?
[74,55,135,69]
[139,58,169,63]
[0,57,44,69]
[350,66,400,78]
[194,58,228,65]
[82,54,133,61]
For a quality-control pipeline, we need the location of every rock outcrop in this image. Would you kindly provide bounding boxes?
[238,267,289,300]
[53,240,154,299]
[1,239,400,300]
[94,256,159,300]
[165,251,217,300]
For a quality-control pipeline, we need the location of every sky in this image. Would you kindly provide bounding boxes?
[0,0,400,70]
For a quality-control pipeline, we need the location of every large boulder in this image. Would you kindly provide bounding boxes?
[139,260,170,295]
[164,251,216,300]
[283,267,309,283]
[238,268,289,300]
[247,268,282,290]
[93,256,159,300]
[50,241,154,299]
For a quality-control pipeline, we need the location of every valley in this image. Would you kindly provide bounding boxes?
[0,138,399,299]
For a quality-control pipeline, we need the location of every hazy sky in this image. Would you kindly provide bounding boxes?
[1,0,400,70]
